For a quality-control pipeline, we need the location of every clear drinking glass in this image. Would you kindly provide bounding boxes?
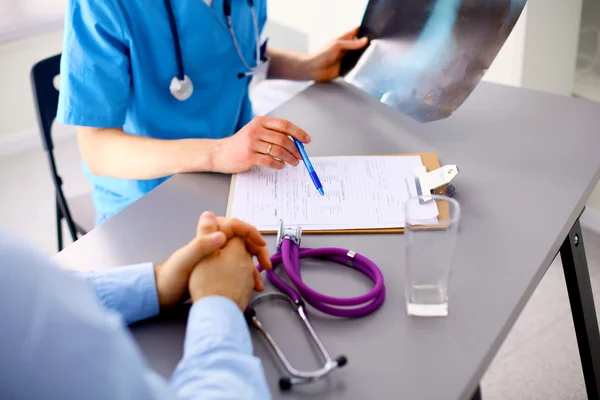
[403,195,460,317]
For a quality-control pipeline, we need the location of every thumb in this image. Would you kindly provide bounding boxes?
[337,37,368,51]
[197,211,219,237]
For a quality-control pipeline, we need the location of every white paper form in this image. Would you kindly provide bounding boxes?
[229,156,439,231]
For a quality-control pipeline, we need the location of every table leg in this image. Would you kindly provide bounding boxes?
[560,219,600,399]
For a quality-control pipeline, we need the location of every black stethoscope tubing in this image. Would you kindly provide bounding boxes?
[163,0,258,84]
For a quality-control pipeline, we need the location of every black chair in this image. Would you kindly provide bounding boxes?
[31,54,95,252]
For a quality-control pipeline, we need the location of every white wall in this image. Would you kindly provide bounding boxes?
[0,0,63,42]
[573,0,600,100]
[0,28,63,140]
[577,0,600,215]
[521,0,583,96]
[577,0,600,67]
[268,0,367,52]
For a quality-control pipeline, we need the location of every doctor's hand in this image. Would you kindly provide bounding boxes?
[304,27,368,82]
[212,116,311,174]
[154,212,270,310]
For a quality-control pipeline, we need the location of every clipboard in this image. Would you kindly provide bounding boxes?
[226,152,455,234]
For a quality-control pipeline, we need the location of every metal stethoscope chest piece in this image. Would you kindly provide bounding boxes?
[244,292,348,391]
[245,220,386,391]
[170,76,194,101]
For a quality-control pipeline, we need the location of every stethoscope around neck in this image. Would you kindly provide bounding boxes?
[162,0,261,101]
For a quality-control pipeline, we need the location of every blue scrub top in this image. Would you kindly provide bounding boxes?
[57,0,267,220]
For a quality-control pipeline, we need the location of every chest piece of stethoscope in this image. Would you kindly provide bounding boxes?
[276,219,302,250]
[249,220,347,391]
[170,76,194,101]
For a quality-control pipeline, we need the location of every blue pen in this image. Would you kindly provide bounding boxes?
[292,137,324,196]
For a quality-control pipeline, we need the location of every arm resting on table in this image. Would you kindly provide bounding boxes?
[171,296,272,399]
[77,127,220,179]
[78,262,160,325]
[0,233,271,400]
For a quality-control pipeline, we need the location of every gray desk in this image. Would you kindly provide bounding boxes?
[54,81,600,399]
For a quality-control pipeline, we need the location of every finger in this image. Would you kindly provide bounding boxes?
[259,117,311,143]
[181,231,227,265]
[253,153,285,170]
[253,268,265,292]
[336,37,369,51]
[216,219,271,268]
[246,239,272,270]
[225,234,268,263]
[255,141,299,166]
[216,217,267,246]
[255,128,302,160]
[197,211,219,236]
[337,27,360,40]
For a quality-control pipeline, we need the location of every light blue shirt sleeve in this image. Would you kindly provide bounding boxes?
[171,297,271,398]
[0,232,271,400]
[78,263,161,325]
[57,0,131,128]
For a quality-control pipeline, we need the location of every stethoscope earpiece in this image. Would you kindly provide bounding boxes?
[170,76,194,101]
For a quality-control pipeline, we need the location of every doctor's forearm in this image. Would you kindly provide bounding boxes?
[266,47,313,81]
[77,127,219,179]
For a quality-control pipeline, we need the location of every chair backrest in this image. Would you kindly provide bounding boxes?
[30,54,61,152]
[30,53,80,243]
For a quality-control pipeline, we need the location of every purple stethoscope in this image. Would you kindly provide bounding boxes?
[244,220,386,391]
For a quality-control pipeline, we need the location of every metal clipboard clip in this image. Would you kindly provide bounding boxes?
[414,164,459,203]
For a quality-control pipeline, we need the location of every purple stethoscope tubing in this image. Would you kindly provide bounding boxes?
[246,232,386,390]
[259,239,386,317]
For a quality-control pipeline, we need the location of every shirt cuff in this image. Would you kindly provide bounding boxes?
[184,297,253,357]
[84,263,160,325]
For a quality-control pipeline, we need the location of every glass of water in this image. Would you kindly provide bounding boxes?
[403,195,460,317]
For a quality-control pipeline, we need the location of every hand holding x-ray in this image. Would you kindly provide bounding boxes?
[340,0,527,123]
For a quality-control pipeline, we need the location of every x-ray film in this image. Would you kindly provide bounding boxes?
[340,0,527,122]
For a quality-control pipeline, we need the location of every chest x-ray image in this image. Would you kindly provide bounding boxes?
[340,0,527,123]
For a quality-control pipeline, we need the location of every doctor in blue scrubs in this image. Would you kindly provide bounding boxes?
[57,0,368,224]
